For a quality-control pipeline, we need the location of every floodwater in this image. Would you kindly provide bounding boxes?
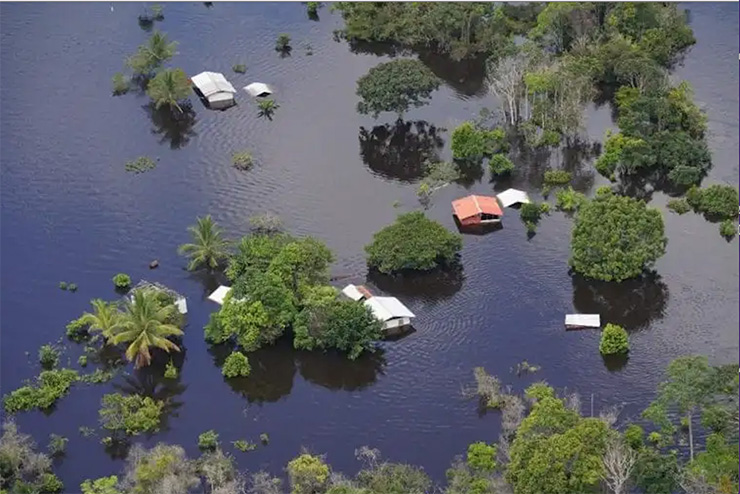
[1,2,737,487]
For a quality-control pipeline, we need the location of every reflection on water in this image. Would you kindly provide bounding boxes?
[601,353,629,373]
[366,263,465,303]
[571,272,669,331]
[359,120,445,182]
[297,348,386,392]
[143,102,197,150]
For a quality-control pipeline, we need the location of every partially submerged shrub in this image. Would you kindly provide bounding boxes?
[3,369,79,413]
[249,213,283,235]
[287,453,330,494]
[543,169,572,186]
[164,360,177,379]
[257,99,279,118]
[112,72,129,95]
[472,367,505,408]
[125,156,157,174]
[198,430,219,451]
[233,439,257,452]
[259,433,269,444]
[306,1,320,17]
[232,63,246,74]
[77,355,88,367]
[66,317,89,342]
[686,184,739,218]
[222,351,251,378]
[489,154,514,176]
[520,202,545,233]
[719,219,736,239]
[599,323,629,355]
[275,33,291,52]
[68,283,78,292]
[112,273,131,289]
[667,198,691,214]
[39,344,60,369]
[80,476,120,494]
[59,282,68,291]
[231,151,254,170]
[555,187,586,212]
[47,434,68,456]
[99,393,164,436]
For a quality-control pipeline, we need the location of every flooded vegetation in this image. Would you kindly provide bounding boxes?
[0,2,737,493]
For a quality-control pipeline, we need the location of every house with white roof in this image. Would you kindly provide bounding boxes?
[341,284,415,335]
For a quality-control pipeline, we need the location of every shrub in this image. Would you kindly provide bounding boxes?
[257,98,279,118]
[686,184,739,218]
[570,193,666,281]
[222,352,251,378]
[3,369,79,413]
[306,1,320,16]
[99,393,164,436]
[38,344,60,369]
[198,430,219,451]
[599,323,629,355]
[647,431,662,444]
[66,317,89,342]
[275,33,291,51]
[231,151,254,170]
[719,219,736,239]
[451,122,506,162]
[232,439,257,452]
[112,72,129,95]
[543,169,572,186]
[520,202,545,233]
[356,59,440,117]
[260,433,269,444]
[125,156,157,174]
[112,273,131,289]
[38,472,64,493]
[68,283,78,292]
[77,355,88,367]
[467,442,497,473]
[365,211,462,274]
[59,282,68,290]
[287,454,330,494]
[47,434,68,456]
[80,368,117,384]
[488,154,514,176]
[555,187,586,212]
[80,476,120,494]
[164,360,177,379]
[667,198,690,215]
[232,63,246,73]
[79,426,96,437]
[624,424,644,450]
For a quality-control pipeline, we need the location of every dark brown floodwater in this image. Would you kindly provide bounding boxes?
[1,2,737,487]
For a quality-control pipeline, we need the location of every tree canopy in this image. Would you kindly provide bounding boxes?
[570,191,667,282]
[356,59,440,118]
[365,211,462,274]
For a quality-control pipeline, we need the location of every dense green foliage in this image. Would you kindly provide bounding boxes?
[599,323,629,355]
[111,73,129,95]
[163,360,177,379]
[450,122,507,162]
[38,344,60,370]
[519,202,548,233]
[99,393,164,436]
[719,219,736,239]
[126,31,177,75]
[356,59,440,118]
[178,215,232,271]
[222,351,251,378]
[0,421,64,493]
[275,33,291,52]
[124,156,157,174]
[555,187,586,213]
[365,211,462,274]
[231,151,254,170]
[287,454,330,494]
[686,184,739,219]
[488,154,514,176]
[257,98,280,119]
[198,430,219,451]
[80,475,120,494]
[417,161,460,204]
[543,169,571,186]
[3,369,78,413]
[46,434,67,457]
[112,273,131,290]
[666,198,690,215]
[146,68,191,112]
[294,291,383,359]
[570,191,666,281]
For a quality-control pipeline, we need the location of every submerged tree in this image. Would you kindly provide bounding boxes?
[356,59,440,118]
[78,299,123,342]
[146,68,191,113]
[178,215,232,271]
[126,30,178,76]
[112,289,183,368]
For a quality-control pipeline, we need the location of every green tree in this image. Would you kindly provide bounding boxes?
[78,299,123,342]
[294,292,383,360]
[198,430,219,451]
[632,448,680,494]
[178,215,232,271]
[146,68,191,113]
[599,323,629,355]
[287,453,330,494]
[356,59,440,118]
[451,122,506,162]
[38,344,60,370]
[80,476,121,494]
[365,211,462,274]
[488,154,514,176]
[126,31,178,75]
[570,192,666,282]
[3,369,79,413]
[122,444,199,494]
[686,184,739,219]
[99,393,164,436]
[555,187,586,212]
[112,273,132,290]
[275,33,292,52]
[357,462,431,494]
[466,442,497,473]
[257,99,280,119]
[222,351,251,378]
[685,433,739,494]
[623,424,644,450]
[112,289,183,368]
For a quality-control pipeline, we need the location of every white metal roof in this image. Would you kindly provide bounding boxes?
[565,314,601,328]
[365,296,415,321]
[175,297,188,314]
[496,188,531,208]
[342,284,364,301]
[243,82,273,97]
[191,71,236,98]
[208,285,232,305]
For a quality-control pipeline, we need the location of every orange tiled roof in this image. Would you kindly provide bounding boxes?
[452,195,503,219]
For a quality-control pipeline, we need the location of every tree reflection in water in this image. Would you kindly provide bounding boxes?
[601,353,629,373]
[143,101,197,150]
[367,262,465,305]
[571,272,669,331]
[359,120,445,182]
[297,348,386,392]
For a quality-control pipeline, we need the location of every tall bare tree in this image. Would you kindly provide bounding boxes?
[601,438,636,494]
[487,53,528,126]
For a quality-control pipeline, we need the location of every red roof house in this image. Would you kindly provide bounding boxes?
[452,195,503,226]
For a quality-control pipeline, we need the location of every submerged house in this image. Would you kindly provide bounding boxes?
[128,280,188,314]
[191,71,237,110]
[341,284,415,335]
[207,285,232,305]
[243,82,273,98]
[496,188,531,208]
[452,195,503,226]
[565,314,601,330]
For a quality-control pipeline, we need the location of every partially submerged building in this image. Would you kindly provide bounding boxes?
[191,71,237,110]
[243,82,273,98]
[496,188,531,208]
[565,314,601,330]
[207,285,232,305]
[452,195,503,226]
[341,284,415,335]
[128,280,188,314]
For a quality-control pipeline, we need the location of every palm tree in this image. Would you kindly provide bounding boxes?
[177,215,232,271]
[113,290,183,368]
[257,99,279,120]
[127,30,178,75]
[146,68,191,112]
[79,299,122,343]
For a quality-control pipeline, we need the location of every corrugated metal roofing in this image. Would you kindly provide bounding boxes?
[341,284,364,301]
[208,285,232,305]
[191,71,236,98]
[244,82,273,97]
[565,314,601,328]
[366,296,416,321]
[497,188,531,208]
[452,195,503,219]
